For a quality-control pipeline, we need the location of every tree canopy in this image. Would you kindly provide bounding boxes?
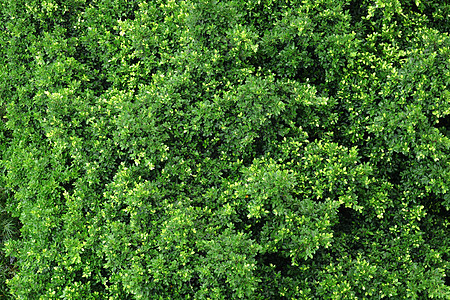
[1,0,449,298]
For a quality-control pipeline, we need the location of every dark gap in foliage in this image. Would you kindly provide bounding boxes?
[128,56,140,67]
[350,131,377,155]
[421,194,449,218]
[385,152,409,186]
[344,0,371,26]
[90,74,112,94]
[400,0,422,14]
[245,52,267,76]
[362,131,376,143]
[61,178,76,194]
[220,168,233,181]
[186,274,200,291]
[267,118,294,150]
[258,252,292,276]
[194,133,215,159]
[304,123,321,143]
[249,218,268,242]
[323,84,339,101]
[130,164,159,184]
[120,6,137,22]
[233,207,251,232]
[359,155,370,164]
[207,143,222,161]
[197,250,207,258]
[435,114,450,137]
[253,135,267,158]
[73,269,91,285]
[29,16,54,36]
[60,6,84,38]
[417,292,426,298]
[60,114,73,126]
[114,206,131,225]
[0,115,12,143]
[305,47,326,86]
[113,154,134,170]
[242,154,256,168]
[335,206,355,233]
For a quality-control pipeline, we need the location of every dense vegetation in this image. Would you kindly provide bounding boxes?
[1,0,449,298]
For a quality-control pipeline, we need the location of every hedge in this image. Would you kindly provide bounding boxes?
[0,0,449,299]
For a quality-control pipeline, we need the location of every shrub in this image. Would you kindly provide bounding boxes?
[0,0,449,298]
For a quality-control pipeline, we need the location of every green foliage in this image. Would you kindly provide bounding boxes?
[0,187,19,299]
[0,0,449,298]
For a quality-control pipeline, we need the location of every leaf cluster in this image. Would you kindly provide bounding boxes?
[0,0,449,299]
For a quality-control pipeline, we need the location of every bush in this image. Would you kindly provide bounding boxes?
[0,0,449,298]
[0,186,19,299]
